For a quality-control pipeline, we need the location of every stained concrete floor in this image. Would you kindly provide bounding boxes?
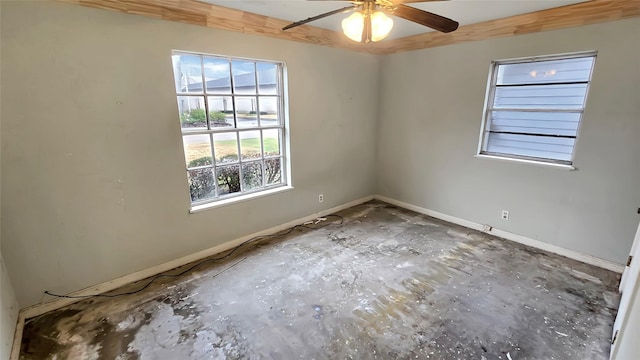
[19,201,620,359]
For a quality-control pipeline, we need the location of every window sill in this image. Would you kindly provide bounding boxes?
[474,154,576,171]
[190,185,294,213]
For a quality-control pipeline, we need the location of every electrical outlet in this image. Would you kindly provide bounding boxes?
[482,224,492,232]
[501,210,509,220]
[318,194,324,203]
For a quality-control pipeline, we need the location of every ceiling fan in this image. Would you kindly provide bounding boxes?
[282,0,459,43]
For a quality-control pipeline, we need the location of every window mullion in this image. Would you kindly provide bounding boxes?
[488,108,585,113]
[495,80,589,87]
[181,125,282,136]
[200,56,212,130]
[482,62,500,152]
[229,60,238,129]
[254,63,261,127]
[236,132,243,193]
[260,130,266,188]
[488,130,577,139]
[209,133,219,198]
[176,92,206,96]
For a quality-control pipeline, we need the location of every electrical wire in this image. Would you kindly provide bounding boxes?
[44,214,345,299]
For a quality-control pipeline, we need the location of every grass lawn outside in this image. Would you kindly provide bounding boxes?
[186,138,279,164]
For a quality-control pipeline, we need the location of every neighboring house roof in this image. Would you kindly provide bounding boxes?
[184,69,276,92]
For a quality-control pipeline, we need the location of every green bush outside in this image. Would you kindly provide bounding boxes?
[187,155,281,201]
[188,157,212,167]
[181,109,227,125]
[210,111,226,122]
[187,109,206,122]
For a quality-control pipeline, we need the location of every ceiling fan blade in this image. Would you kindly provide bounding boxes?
[392,4,458,33]
[282,5,357,30]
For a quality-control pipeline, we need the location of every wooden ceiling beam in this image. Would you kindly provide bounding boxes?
[56,0,640,55]
[376,0,640,54]
[55,0,380,54]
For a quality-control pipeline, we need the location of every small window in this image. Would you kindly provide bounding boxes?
[478,51,596,165]
[171,51,288,207]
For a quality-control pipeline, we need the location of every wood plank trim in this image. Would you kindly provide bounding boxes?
[56,0,640,55]
[55,0,381,54]
[375,0,640,54]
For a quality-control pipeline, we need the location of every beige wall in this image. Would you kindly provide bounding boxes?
[0,1,379,307]
[1,3,20,356]
[376,18,640,264]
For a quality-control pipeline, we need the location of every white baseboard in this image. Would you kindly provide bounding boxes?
[12,193,623,359]
[374,195,625,274]
[18,195,374,322]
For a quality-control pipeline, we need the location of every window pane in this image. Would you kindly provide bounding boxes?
[486,133,575,162]
[235,97,258,128]
[258,97,279,126]
[177,96,207,130]
[172,54,203,93]
[232,61,256,95]
[265,158,282,185]
[262,129,280,157]
[188,168,216,202]
[183,134,212,168]
[490,111,581,137]
[257,62,278,95]
[173,52,286,206]
[203,57,231,94]
[242,161,263,190]
[493,84,588,110]
[216,165,240,195]
[239,131,262,160]
[213,133,238,164]
[207,96,234,128]
[497,57,594,85]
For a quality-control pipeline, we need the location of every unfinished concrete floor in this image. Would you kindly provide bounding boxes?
[19,201,620,359]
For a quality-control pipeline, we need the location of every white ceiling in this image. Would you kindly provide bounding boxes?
[202,0,589,40]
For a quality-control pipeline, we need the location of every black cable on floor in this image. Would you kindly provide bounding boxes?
[43,214,345,299]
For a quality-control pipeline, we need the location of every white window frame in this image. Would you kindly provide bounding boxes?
[171,50,290,210]
[477,51,597,168]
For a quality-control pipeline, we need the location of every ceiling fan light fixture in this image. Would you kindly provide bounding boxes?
[341,11,365,42]
[282,1,458,42]
[370,11,393,42]
[342,9,393,43]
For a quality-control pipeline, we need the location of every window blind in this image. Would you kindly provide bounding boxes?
[481,53,596,165]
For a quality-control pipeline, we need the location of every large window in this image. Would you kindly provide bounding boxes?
[478,51,596,166]
[171,51,287,207]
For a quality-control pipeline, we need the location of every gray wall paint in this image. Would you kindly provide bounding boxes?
[0,2,379,307]
[1,2,19,354]
[376,18,640,264]
[2,1,638,311]
[1,1,20,352]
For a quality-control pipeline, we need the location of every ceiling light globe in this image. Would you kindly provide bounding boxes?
[342,12,364,42]
[371,11,393,42]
